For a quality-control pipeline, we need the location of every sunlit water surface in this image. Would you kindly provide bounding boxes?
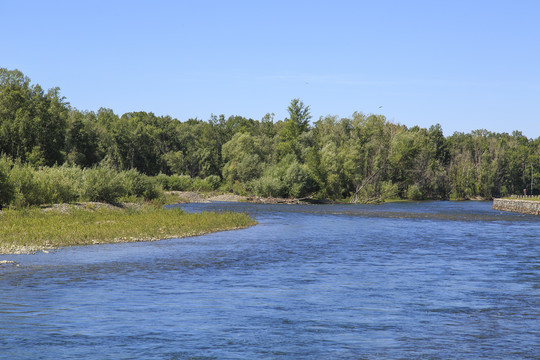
[1,201,538,359]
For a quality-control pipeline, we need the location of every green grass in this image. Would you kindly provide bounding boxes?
[0,205,256,254]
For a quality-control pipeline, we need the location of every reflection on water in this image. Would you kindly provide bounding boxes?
[1,201,539,359]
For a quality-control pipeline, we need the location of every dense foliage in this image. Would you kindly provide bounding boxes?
[1,68,539,206]
[0,156,164,207]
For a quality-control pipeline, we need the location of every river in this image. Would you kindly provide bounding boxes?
[0,201,538,359]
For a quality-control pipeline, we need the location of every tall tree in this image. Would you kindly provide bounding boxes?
[276,99,311,160]
[222,132,263,183]
[0,68,68,166]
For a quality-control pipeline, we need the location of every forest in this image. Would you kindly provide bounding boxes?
[1,68,539,207]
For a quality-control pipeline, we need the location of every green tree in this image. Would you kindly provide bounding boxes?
[0,68,68,166]
[66,110,101,167]
[276,99,311,160]
[283,160,317,198]
[222,132,263,183]
[346,113,394,203]
[0,156,14,207]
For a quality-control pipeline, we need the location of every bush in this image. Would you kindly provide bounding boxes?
[120,169,163,200]
[0,156,14,207]
[219,180,249,196]
[251,176,287,198]
[168,175,194,191]
[8,163,81,207]
[192,177,213,192]
[381,181,399,200]
[283,162,317,198]
[80,166,127,203]
[39,166,82,204]
[154,173,170,189]
[9,163,44,206]
[204,175,221,190]
[407,184,424,200]
[1,162,164,207]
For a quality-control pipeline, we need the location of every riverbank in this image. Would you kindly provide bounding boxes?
[492,198,540,215]
[165,191,313,204]
[0,203,256,254]
[165,191,492,205]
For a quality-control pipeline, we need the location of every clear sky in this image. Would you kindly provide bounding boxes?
[2,0,539,138]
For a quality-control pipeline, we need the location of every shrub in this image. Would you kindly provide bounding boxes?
[80,166,127,203]
[407,184,424,200]
[250,176,287,198]
[204,175,221,190]
[2,162,165,207]
[380,180,399,200]
[168,175,193,191]
[120,169,163,200]
[0,156,14,207]
[283,162,317,198]
[9,163,43,206]
[154,173,170,190]
[220,180,249,196]
[192,177,213,192]
[39,166,81,204]
[7,163,82,207]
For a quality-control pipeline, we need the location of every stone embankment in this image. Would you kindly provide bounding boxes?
[492,198,540,215]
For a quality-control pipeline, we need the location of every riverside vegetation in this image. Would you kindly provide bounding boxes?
[1,68,538,252]
[0,205,255,254]
[2,68,539,205]
[0,159,255,254]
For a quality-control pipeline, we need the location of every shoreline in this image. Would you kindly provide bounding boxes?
[166,191,314,204]
[166,191,492,205]
[0,196,507,256]
[0,225,253,256]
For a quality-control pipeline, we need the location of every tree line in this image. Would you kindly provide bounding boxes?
[1,68,539,203]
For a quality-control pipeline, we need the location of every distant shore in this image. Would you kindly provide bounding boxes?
[166,191,315,204]
[165,191,494,205]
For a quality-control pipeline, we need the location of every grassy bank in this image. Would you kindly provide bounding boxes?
[0,204,256,254]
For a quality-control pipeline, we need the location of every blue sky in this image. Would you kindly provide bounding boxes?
[2,0,539,138]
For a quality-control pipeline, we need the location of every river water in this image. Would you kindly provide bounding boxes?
[0,201,538,359]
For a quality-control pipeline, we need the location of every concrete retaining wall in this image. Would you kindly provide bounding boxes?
[492,198,540,215]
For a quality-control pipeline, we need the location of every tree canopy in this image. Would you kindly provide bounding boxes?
[1,68,539,201]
